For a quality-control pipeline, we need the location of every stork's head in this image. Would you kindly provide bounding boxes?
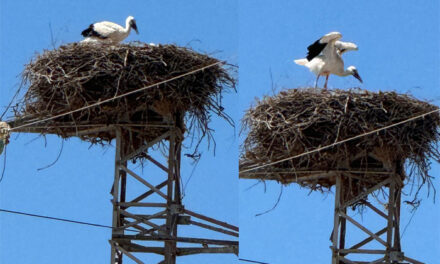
[347,66,363,83]
[127,16,139,34]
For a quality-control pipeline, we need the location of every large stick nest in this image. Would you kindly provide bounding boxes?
[241,88,440,197]
[13,42,235,151]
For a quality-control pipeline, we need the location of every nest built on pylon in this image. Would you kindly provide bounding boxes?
[12,42,235,154]
[240,88,440,201]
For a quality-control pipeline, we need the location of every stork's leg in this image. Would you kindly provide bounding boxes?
[315,75,320,88]
[324,74,329,90]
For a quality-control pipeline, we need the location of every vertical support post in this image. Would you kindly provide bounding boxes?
[339,179,346,252]
[394,188,402,251]
[118,133,128,263]
[111,128,122,264]
[332,175,341,264]
[386,179,395,261]
[164,129,177,264]
[173,128,182,247]
[119,168,127,235]
[339,209,346,252]
[174,129,182,209]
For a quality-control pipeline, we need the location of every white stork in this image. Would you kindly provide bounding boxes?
[81,16,139,44]
[294,32,362,89]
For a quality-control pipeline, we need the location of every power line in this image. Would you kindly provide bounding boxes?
[239,258,270,264]
[401,207,418,239]
[240,108,440,174]
[1,208,269,263]
[0,208,137,232]
[9,61,224,132]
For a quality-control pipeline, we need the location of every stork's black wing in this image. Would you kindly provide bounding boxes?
[81,24,94,37]
[306,38,327,61]
[81,24,107,39]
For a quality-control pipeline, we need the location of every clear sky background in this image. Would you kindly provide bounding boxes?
[1,1,440,264]
[0,0,238,263]
[239,1,440,264]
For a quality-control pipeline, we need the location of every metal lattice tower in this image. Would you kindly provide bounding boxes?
[331,174,423,264]
[108,120,238,264]
[240,160,424,264]
[11,115,238,263]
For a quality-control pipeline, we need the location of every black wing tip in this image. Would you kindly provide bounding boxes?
[306,39,326,61]
[81,24,94,37]
[81,24,107,39]
[305,53,315,61]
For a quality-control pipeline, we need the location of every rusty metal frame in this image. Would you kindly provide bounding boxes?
[109,125,238,264]
[331,174,424,264]
[240,165,425,264]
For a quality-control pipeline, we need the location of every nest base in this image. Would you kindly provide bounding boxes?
[240,88,440,198]
[13,42,235,152]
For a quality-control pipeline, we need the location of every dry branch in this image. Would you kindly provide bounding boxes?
[241,88,440,199]
[12,42,235,154]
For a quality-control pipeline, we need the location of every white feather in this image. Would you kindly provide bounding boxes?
[335,41,358,55]
[319,32,342,44]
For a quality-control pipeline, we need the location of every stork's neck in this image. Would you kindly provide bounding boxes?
[124,19,132,34]
[340,68,353,77]
[332,66,352,77]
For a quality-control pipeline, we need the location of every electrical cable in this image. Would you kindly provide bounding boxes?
[0,208,269,263]
[239,258,270,264]
[0,208,138,232]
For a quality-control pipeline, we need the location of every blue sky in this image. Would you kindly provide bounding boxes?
[239,1,439,264]
[0,0,237,263]
[1,1,439,264]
